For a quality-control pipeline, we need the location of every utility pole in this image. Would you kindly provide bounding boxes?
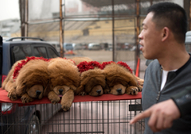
[112,0,115,61]
[19,0,25,37]
[19,0,28,37]
[25,0,28,37]
[135,0,140,76]
[59,0,64,57]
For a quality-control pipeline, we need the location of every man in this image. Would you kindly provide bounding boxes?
[135,2,191,134]
[130,86,191,132]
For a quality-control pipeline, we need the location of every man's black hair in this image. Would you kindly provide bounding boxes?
[148,2,187,43]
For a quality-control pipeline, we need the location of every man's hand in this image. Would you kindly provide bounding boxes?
[129,99,180,132]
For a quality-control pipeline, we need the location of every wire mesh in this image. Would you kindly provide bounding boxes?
[0,99,144,134]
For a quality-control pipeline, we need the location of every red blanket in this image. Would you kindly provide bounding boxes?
[0,88,142,105]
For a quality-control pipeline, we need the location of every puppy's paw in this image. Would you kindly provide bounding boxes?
[137,80,144,86]
[7,91,18,101]
[50,96,60,104]
[126,86,138,95]
[61,102,72,112]
[48,91,60,104]
[62,105,70,112]
[138,86,142,92]
[78,91,86,96]
[61,89,74,112]
[21,94,33,103]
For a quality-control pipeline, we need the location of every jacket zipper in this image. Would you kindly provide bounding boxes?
[156,68,163,102]
[153,68,163,134]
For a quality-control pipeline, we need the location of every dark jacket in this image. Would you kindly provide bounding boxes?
[142,56,191,134]
[171,86,191,117]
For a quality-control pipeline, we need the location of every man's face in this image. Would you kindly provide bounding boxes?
[139,12,162,59]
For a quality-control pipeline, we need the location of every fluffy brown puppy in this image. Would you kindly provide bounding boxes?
[103,61,142,95]
[71,57,93,65]
[2,60,23,100]
[48,57,80,111]
[3,57,51,103]
[76,61,106,96]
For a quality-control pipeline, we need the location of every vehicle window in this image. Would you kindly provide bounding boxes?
[11,45,32,63]
[48,47,59,58]
[34,47,48,58]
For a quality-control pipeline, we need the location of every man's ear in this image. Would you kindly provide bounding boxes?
[162,27,169,41]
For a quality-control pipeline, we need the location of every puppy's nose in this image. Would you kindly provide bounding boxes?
[36,90,41,97]
[59,89,63,95]
[96,90,101,95]
[117,88,122,94]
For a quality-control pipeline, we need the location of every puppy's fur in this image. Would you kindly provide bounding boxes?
[76,61,105,96]
[2,60,23,100]
[134,75,144,89]
[48,57,80,111]
[71,57,93,65]
[103,62,142,95]
[2,58,51,103]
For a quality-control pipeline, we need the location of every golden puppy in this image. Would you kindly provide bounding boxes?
[2,60,23,100]
[103,61,142,95]
[48,57,80,111]
[3,57,51,103]
[76,61,106,96]
[71,57,93,65]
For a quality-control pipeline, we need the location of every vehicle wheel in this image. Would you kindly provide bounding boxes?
[27,115,41,134]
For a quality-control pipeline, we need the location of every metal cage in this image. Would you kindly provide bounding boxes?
[0,98,144,134]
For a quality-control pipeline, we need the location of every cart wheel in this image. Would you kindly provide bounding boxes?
[27,115,40,134]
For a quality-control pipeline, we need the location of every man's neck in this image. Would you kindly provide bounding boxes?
[159,52,190,71]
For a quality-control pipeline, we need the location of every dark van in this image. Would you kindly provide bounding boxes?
[0,36,61,134]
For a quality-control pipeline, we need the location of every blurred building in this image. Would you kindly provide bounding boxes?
[0,19,20,38]
[16,0,161,43]
[3,0,190,45]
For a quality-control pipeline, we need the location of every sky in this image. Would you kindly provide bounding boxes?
[0,0,20,21]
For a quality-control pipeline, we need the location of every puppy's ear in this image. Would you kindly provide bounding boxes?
[105,77,107,82]
[75,84,84,95]
[48,78,55,91]
[77,74,89,93]
[103,83,110,94]
[43,83,51,96]
[70,85,77,91]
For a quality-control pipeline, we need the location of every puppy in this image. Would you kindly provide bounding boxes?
[71,57,93,65]
[103,61,142,95]
[76,61,106,96]
[48,57,80,111]
[3,57,51,103]
[2,60,23,101]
